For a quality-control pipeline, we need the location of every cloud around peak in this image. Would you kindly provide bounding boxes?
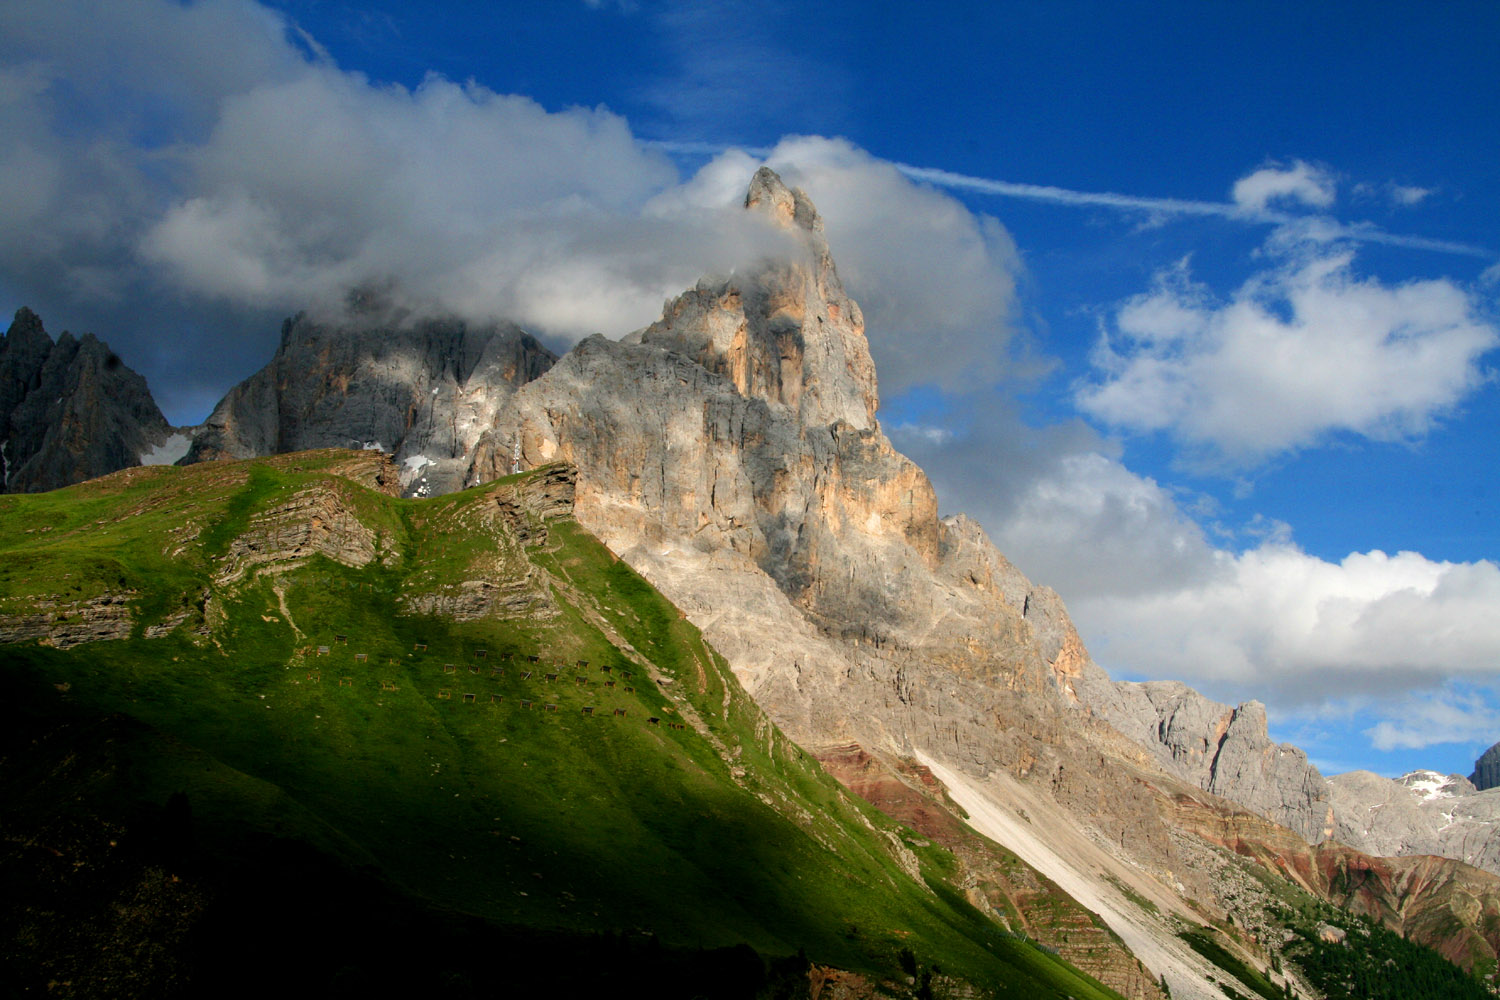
[1,0,1025,396]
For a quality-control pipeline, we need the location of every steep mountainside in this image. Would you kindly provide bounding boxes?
[156,168,1500,997]
[184,301,556,496]
[0,452,1154,999]
[1,308,179,493]
[1073,676,1334,844]
[1475,742,1500,791]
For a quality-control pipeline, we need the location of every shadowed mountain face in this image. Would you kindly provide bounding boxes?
[0,308,176,493]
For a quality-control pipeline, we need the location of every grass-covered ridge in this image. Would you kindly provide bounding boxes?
[0,451,1129,999]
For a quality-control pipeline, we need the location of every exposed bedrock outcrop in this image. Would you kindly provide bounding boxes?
[185,305,556,497]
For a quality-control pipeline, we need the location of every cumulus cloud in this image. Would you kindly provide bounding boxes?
[1,0,1022,392]
[1079,544,1500,708]
[891,396,1218,602]
[1231,160,1336,213]
[132,67,791,337]
[1075,248,1500,466]
[895,391,1500,750]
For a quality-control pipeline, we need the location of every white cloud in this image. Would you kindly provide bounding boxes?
[1231,160,1336,213]
[1365,690,1500,751]
[1389,184,1432,207]
[1,0,1023,380]
[134,67,793,338]
[1079,545,1500,708]
[895,393,1500,750]
[1076,249,1500,465]
[891,397,1218,602]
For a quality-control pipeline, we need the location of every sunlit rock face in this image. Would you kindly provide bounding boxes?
[1327,767,1500,877]
[1075,678,1335,844]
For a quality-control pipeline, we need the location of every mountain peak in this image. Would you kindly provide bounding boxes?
[744,166,823,236]
[4,306,53,361]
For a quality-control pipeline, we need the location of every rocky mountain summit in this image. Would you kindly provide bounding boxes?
[1328,767,1500,876]
[1,307,180,493]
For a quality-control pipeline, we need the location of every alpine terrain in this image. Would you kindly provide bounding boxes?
[3,168,1499,1000]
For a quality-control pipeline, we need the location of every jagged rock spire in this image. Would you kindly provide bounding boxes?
[744,166,824,235]
[640,167,878,431]
[1,308,174,492]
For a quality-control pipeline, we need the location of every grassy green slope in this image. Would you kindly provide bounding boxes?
[0,452,1128,999]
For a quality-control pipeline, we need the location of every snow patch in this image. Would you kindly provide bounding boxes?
[1400,769,1461,802]
[402,454,432,476]
[361,441,386,452]
[139,431,192,466]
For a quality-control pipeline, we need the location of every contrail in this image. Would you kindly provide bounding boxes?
[647,140,1493,260]
[895,163,1493,259]
[892,163,1238,219]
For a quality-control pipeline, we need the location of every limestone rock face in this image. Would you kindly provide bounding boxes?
[0,308,176,493]
[0,592,136,647]
[185,307,556,497]
[1328,768,1500,876]
[1084,679,1334,843]
[214,479,393,586]
[1327,770,1444,859]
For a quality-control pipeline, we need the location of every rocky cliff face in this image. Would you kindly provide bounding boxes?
[0,308,178,493]
[1071,677,1335,844]
[185,303,557,497]
[1473,741,1500,791]
[1328,768,1500,877]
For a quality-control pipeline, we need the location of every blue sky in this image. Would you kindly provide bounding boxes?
[2,0,1498,778]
